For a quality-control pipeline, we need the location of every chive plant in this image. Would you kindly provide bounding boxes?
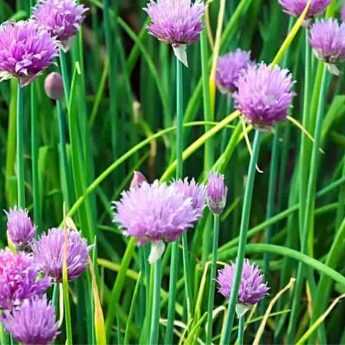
[0,0,345,344]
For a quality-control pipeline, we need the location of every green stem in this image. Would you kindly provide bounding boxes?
[176,59,183,178]
[56,100,72,209]
[16,84,25,208]
[237,315,245,345]
[164,242,179,344]
[59,51,70,103]
[200,30,213,172]
[206,214,220,345]
[149,259,161,345]
[30,83,41,230]
[298,28,311,237]
[220,130,262,345]
[263,126,279,275]
[287,64,327,344]
[103,0,118,157]
[62,281,73,345]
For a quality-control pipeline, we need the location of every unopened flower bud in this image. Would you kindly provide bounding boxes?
[206,172,228,214]
[44,72,64,100]
[6,208,36,247]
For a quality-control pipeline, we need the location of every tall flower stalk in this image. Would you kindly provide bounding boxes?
[205,172,227,345]
[16,85,25,208]
[143,0,205,339]
[220,63,294,343]
[220,130,262,344]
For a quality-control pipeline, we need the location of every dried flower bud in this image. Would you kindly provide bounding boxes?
[130,171,147,189]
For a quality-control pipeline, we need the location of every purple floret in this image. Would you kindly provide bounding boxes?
[279,0,330,18]
[233,63,294,127]
[33,0,87,47]
[0,250,50,310]
[144,0,205,46]
[216,49,252,94]
[171,178,206,218]
[114,180,201,244]
[310,19,345,64]
[2,295,59,345]
[217,259,269,305]
[0,21,58,86]
[33,228,89,282]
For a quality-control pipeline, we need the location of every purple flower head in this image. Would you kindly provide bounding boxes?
[33,0,87,49]
[2,295,59,345]
[171,178,206,218]
[6,208,36,247]
[233,63,294,127]
[217,259,269,305]
[309,19,345,68]
[279,0,330,18]
[144,0,205,46]
[114,180,200,244]
[0,21,58,86]
[207,172,228,214]
[0,250,50,310]
[130,171,147,189]
[216,49,252,94]
[33,228,89,282]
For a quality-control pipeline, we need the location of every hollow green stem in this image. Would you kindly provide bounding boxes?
[149,259,161,345]
[237,315,245,345]
[56,100,72,209]
[176,58,184,178]
[16,84,25,208]
[103,0,118,157]
[166,57,190,340]
[165,242,179,345]
[220,130,262,345]
[206,214,220,345]
[263,126,279,275]
[59,51,70,103]
[287,64,327,344]
[30,83,41,230]
[62,281,73,345]
[298,28,311,237]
